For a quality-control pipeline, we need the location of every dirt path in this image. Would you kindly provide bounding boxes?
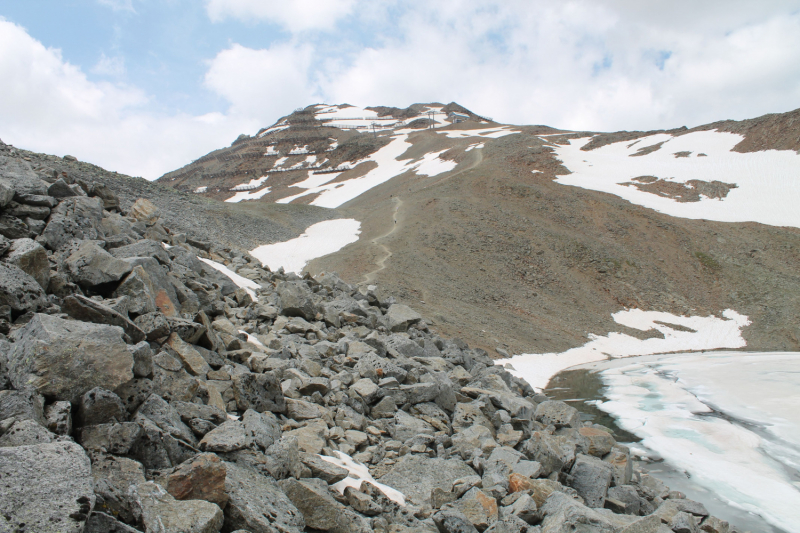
[361,196,403,285]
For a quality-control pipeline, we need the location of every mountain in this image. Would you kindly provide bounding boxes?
[158,103,800,357]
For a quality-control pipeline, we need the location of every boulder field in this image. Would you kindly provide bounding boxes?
[0,148,736,532]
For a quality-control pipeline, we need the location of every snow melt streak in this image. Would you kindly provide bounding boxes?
[497,309,750,391]
[553,131,800,228]
[250,219,361,274]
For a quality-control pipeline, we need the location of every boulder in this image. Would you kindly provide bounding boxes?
[3,237,49,289]
[44,400,73,434]
[167,452,229,508]
[540,491,617,533]
[136,481,224,533]
[280,477,372,533]
[79,421,142,455]
[128,198,159,224]
[385,303,422,332]
[0,388,45,425]
[63,294,146,343]
[0,418,55,446]
[392,409,436,442]
[300,452,349,484]
[277,281,316,320]
[136,393,195,444]
[0,214,31,239]
[65,241,133,288]
[85,511,141,533]
[0,441,95,533]
[0,177,14,207]
[378,453,477,506]
[42,196,104,250]
[223,461,306,533]
[78,387,127,426]
[165,332,210,377]
[110,238,171,264]
[134,311,171,341]
[569,454,614,508]
[534,400,581,429]
[0,155,49,196]
[0,261,46,315]
[242,408,281,450]
[433,507,480,533]
[7,314,133,403]
[577,426,616,457]
[457,487,499,530]
[91,454,147,523]
[520,431,576,476]
[232,372,286,413]
[200,420,248,453]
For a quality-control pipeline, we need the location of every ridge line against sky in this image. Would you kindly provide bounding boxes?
[1,0,799,180]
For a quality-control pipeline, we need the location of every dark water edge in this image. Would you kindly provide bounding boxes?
[543,367,789,533]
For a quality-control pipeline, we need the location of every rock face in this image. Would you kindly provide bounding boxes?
[7,313,133,402]
[0,441,95,533]
[0,149,742,533]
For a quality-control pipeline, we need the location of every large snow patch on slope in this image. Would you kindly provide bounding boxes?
[250,219,361,273]
[552,131,800,228]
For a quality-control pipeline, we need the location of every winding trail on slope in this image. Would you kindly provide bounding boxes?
[361,196,403,285]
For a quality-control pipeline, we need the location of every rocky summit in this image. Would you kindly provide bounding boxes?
[0,141,739,532]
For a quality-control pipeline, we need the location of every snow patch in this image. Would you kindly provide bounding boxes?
[411,149,457,176]
[497,309,750,391]
[198,257,258,301]
[250,219,361,273]
[225,186,272,203]
[319,451,406,505]
[440,126,519,139]
[193,186,207,193]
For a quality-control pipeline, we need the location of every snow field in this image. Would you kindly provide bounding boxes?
[553,130,800,228]
[249,218,361,273]
[496,309,750,391]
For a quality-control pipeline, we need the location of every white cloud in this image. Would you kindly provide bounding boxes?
[205,0,357,31]
[97,0,136,13]
[0,19,255,180]
[91,53,126,77]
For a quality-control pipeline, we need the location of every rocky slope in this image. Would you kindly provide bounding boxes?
[0,142,739,531]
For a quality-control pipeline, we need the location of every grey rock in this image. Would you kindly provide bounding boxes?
[7,314,133,403]
[351,377,381,403]
[4,200,50,220]
[540,492,617,533]
[223,460,306,533]
[451,424,497,458]
[79,421,142,454]
[392,409,436,442]
[280,477,372,533]
[0,261,46,315]
[78,387,127,426]
[569,454,614,508]
[134,311,170,341]
[44,400,73,435]
[284,420,327,454]
[0,388,45,425]
[129,414,194,470]
[357,351,408,382]
[242,408,281,450]
[300,452,349,483]
[671,512,700,533]
[3,237,49,289]
[85,512,141,533]
[151,364,201,403]
[433,507,480,533]
[457,487,499,530]
[0,214,31,239]
[520,431,576,476]
[65,241,133,288]
[0,418,55,446]
[607,485,641,516]
[63,294,146,343]
[386,303,422,332]
[172,400,228,425]
[128,340,154,378]
[137,393,195,444]
[48,177,81,198]
[113,264,158,315]
[200,420,248,452]
[277,281,317,320]
[136,481,224,533]
[485,515,537,533]
[42,196,104,250]
[167,315,206,344]
[0,155,49,196]
[618,515,662,533]
[110,238,171,264]
[344,486,383,515]
[232,372,286,413]
[378,454,477,506]
[0,177,14,207]
[90,454,147,523]
[508,493,538,524]
[534,401,581,429]
[402,381,440,404]
[0,441,95,533]
[165,332,210,377]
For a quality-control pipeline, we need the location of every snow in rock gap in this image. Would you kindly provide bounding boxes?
[264,146,278,155]
[250,219,361,273]
[496,308,750,392]
[439,126,520,139]
[319,451,405,505]
[274,156,288,167]
[590,351,800,533]
[225,186,272,203]
[193,186,207,193]
[553,130,800,228]
[197,257,259,300]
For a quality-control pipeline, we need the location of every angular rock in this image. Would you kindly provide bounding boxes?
[351,377,381,403]
[78,387,127,426]
[79,421,142,454]
[134,311,170,340]
[44,400,73,435]
[200,420,248,452]
[344,486,383,516]
[672,512,700,533]
[534,400,581,429]
[357,351,408,382]
[0,214,31,239]
[42,196,104,250]
[0,388,45,425]
[3,237,49,289]
[0,261,46,315]
[128,340,154,378]
[433,507,480,533]
[242,408,281,450]
[167,452,229,508]
[451,423,498,458]
[392,409,436,442]
[457,487,499,530]
[300,452,349,484]
[284,420,327,454]
[0,418,55,446]
[0,441,95,533]
[619,515,662,533]
[277,281,316,320]
[7,314,133,403]
[0,177,14,207]
[137,481,224,533]
[386,303,422,332]
[165,332,210,377]
[85,511,141,533]
[520,431,576,476]
[91,454,147,523]
[129,414,194,470]
[577,426,616,457]
[137,393,195,444]
[172,400,228,426]
[280,477,371,533]
[65,241,132,288]
[232,372,286,413]
[128,198,158,224]
[569,454,614,508]
[378,453,477,506]
[223,461,306,533]
[540,491,616,533]
[63,294,146,343]
[0,156,49,196]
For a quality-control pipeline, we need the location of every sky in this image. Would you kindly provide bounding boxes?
[1,0,799,180]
